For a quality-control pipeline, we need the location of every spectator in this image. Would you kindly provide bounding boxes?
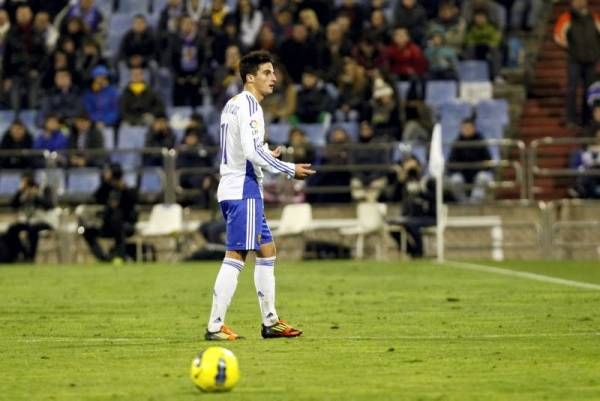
[554,0,600,128]
[119,15,157,69]
[59,16,88,52]
[76,38,106,86]
[235,0,263,51]
[63,0,105,36]
[583,103,600,138]
[447,118,493,203]
[368,8,391,45]
[187,0,209,22]
[286,127,316,164]
[352,34,382,70]
[41,50,74,92]
[393,0,428,46]
[40,69,84,123]
[299,8,324,44]
[382,27,428,80]
[33,11,59,53]
[2,5,47,111]
[0,9,10,48]
[278,24,319,83]
[463,0,506,32]
[387,155,436,258]
[5,171,55,262]
[269,6,294,42]
[318,20,353,83]
[67,112,105,167]
[335,56,370,122]
[208,0,231,31]
[350,121,390,202]
[170,15,206,107]
[428,0,466,53]
[402,92,434,142]
[177,127,217,207]
[211,44,243,108]
[33,114,68,153]
[262,66,297,123]
[573,128,600,198]
[0,120,33,169]
[83,65,120,127]
[335,0,366,42]
[368,76,401,139]
[211,16,242,64]
[293,69,335,124]
[306,127,353,203]
[158,0,185,38]
[464,9,503,81]
[81,162,138,262]
[252,24,277,52]
[120,67,165,126]
[143,114,176,166]
[424,28,459,80]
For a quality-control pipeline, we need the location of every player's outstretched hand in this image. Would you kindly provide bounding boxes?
[294,163,316,180]
[271,146,282,158]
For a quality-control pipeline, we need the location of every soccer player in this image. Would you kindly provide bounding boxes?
[205,51,315,340]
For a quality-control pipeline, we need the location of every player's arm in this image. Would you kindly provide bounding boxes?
[238,112,296,177]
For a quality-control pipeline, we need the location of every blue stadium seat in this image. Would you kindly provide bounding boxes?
[156,68,173,108]
[196,105,218,126]
[17,109,38,132]
[0,110,15,140]
[124,171,138,188]
[330,122,359,142]
[140,168,163,194]
[149,0,168,13]
[112,125,147,169]
[299,123,327,146]
[458,60,490,82]
[102,127,115,150]
[438,101,473,123]
[116,0,149,14]
[392,142,427,166]
[40,168,66,196]
[476,99,509,127]
[0,170,22,196]
[476,122,504,161]
[425,81,458,110]
[106,14,134,57]
[66,168,101,196]
[267,123,291,145]
[96,0,113,17]
[395,81,412,102]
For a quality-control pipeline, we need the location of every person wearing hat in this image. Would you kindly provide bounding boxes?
[83,65,120,127]
[369,76,401,139]
[424,27,459,80]
[67,111,106,168]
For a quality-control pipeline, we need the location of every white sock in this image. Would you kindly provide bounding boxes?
[254,256,278,326]
[207,258,244,332]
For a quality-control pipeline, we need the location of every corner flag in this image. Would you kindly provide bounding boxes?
[429,124,445,262]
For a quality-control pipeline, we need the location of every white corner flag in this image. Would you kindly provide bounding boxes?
[429,124,445,262]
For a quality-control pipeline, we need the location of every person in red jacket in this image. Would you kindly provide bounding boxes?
[382,26,428,79]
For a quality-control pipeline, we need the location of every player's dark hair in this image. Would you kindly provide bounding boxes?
[239,51,274,84]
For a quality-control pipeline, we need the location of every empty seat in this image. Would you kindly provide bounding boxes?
[0,170,22,196]
[438,101,472,123]
[66,168,101,197]
[267,123,291,144]
[298,123,327,146]
[106,14,134,57]
[140,168,163,194]
[112,125,147,169]
[458,60,490,82]
[102,127,115,150]
[395,81,412,102]
[115,0,149,14]
[476,99,509,127]
[425,80,458,110]
[459,82,493,104]
[17,109,38,132]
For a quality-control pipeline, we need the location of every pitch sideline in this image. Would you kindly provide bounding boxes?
[443,260,600,291]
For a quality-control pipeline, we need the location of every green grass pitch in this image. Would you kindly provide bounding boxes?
[1,260,599,401]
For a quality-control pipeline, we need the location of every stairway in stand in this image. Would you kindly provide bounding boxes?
[516,1,600,199]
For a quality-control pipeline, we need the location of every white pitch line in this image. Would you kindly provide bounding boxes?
[443,260,600,291]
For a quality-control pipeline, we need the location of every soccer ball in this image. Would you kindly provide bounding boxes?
[190,347,240,392]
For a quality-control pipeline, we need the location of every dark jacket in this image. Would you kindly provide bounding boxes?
[568,10,600,63]
[119,86,165,125]
[295,86,334,123]
[143,128,176,166]
[447,132,492,183]
[119,29,157,67]
[0,129,34,168]
[2,24,47,78]
[94,180,138,225]
[67,125,105,167]
[40,88,84,121]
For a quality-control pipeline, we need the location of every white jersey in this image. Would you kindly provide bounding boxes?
[217,90,295,201]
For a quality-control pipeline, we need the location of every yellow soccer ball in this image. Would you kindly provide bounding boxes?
[190,347,240,392]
